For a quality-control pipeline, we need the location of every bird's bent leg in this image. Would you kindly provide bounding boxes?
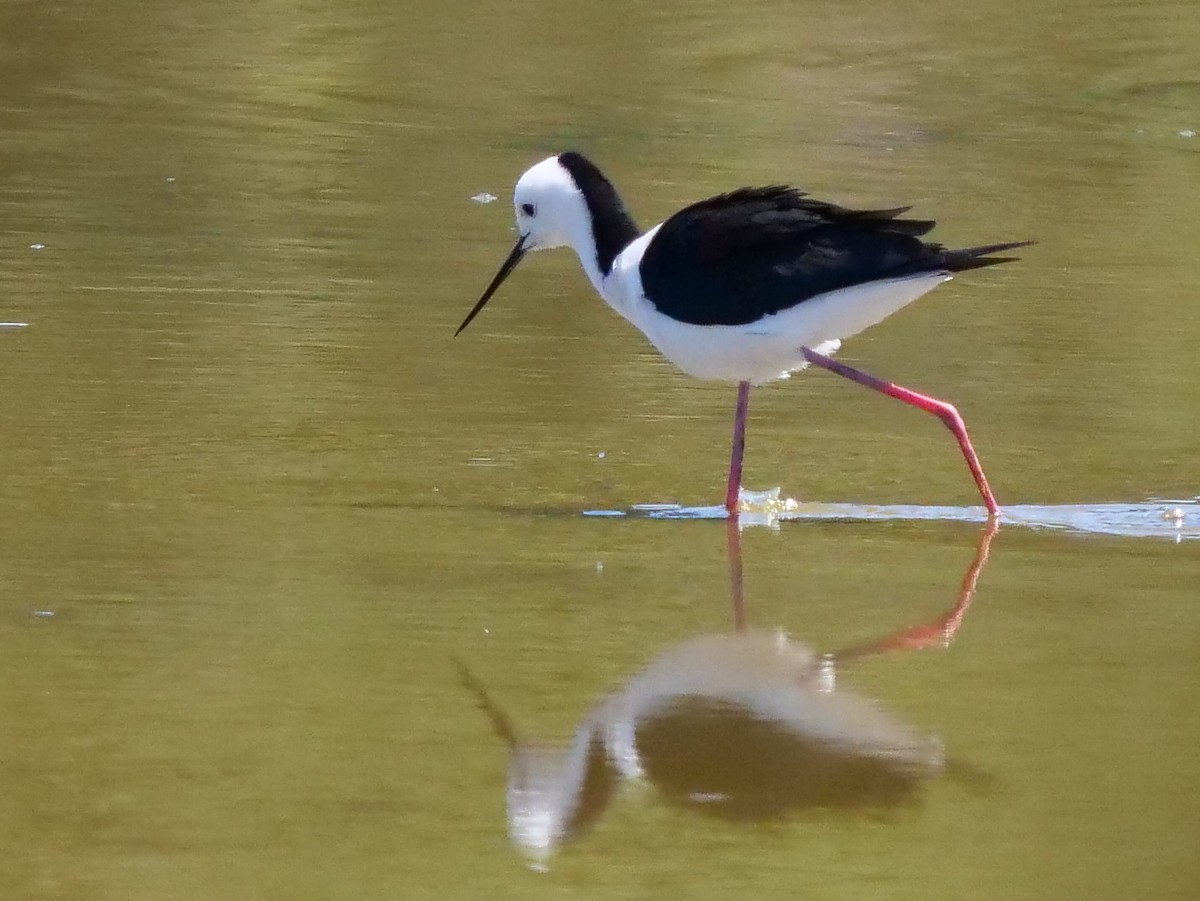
[725,381,751,515]
[799,346,999,517]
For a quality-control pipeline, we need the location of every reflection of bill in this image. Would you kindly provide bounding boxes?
[459,522,997,868]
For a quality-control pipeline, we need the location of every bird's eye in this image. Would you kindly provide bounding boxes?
[520,202,536,217]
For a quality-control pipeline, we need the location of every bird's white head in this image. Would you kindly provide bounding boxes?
[456,152,638,337]
[511,155,590,254]
[455,154,593,336]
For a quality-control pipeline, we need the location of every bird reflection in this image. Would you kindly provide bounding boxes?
[459,521,997,866]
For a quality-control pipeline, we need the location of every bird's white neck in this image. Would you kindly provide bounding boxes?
[562,215,612,299]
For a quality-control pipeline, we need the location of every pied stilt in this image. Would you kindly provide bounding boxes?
[456,152,1031,518]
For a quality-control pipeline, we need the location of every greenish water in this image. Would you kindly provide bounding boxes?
[2,0,1198,898]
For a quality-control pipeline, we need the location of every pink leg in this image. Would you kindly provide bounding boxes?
[725,380,751,515]
[800,346,999,518]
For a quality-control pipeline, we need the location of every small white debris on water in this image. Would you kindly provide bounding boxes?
[166,176,177,183]
[0,322,29,328]
[471,192,498,204]
[1180,130,1196,138]
[32,610,55,618]
[596,451,606,459]
[468,456,503,467]
[29,243,45,250]
[595,560,603,573]
[1164,507,1185,526]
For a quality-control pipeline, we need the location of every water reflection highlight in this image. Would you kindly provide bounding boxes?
[586,495,1200,541]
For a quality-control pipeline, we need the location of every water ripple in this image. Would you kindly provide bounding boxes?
[584,495,1200,541]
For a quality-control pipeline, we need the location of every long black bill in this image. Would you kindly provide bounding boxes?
[455,235,527,336]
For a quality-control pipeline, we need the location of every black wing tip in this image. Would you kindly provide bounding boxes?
[944,240,1036,272]
[683,187,940,238]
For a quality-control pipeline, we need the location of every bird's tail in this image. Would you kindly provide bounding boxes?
[943,240,1035,272]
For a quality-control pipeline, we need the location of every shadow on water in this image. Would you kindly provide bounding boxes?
[458,521,998,868]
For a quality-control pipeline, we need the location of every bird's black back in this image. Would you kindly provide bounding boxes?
[639,185,1029,327]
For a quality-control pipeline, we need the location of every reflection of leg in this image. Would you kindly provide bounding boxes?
[726,516,745,633]
[831,519,999,663]
[799,346,999,517]
[725,381,751,515]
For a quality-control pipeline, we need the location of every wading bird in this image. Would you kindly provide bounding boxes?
[457,152,1030,517]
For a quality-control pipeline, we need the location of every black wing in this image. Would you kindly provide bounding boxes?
[638,186,1030,326]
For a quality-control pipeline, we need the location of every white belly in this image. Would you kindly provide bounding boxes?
[605,270,953,385]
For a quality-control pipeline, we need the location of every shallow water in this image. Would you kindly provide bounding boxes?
[2,0,1199,899]
[592,493,1200,541]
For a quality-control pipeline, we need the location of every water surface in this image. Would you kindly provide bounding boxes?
[2,0,1198,899]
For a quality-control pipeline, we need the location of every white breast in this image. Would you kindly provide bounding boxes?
[602,234,951,385]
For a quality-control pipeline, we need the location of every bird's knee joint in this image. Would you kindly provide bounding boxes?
[936,402,964,428]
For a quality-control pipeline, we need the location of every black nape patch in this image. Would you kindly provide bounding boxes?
[557,152,640,275]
